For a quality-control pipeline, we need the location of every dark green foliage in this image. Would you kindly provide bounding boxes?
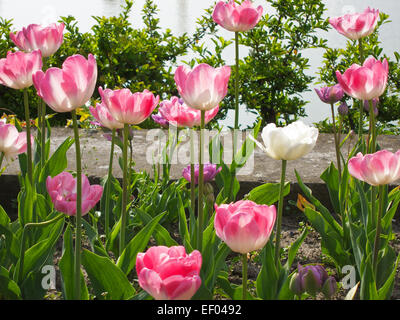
[317,12,400,134]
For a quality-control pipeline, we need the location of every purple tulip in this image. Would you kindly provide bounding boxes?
[338,102,349,116]
[289,263,336,298]
[315,84,344,104]
[182,163,222,185]
[363,98,379,116]
[152,112,169,128]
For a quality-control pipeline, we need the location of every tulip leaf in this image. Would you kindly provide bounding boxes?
[284,226,308,271]
[216,271,255,300]
[16,217,64,282]
[81,249,135,300]
[0,265,21,300]
[135,207,178,247]
[377,253,400,300]
[320,162,340,214]
[0,224,20,267]
[246,182,290,205]
[59,225,89,300]
[0,205,10,227]
[116,211,166,275]
[17,175,35,227]
[256,239,279,300]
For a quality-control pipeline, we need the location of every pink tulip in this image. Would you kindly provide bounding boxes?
[174,63,231,111]
[348,150,400,186]
[10,23,64,57]
[89,102,124,130]
[0,50,42,90]
[336,57,388,101]
[214,200,276,254]
[329,7,379,41]
[212,0,263,32]
[136,246,202,300]
[99,87,159,125]
[33,54,97,112]
[159,96,219,127]
[46,171,103,216]
[0,123,34,161]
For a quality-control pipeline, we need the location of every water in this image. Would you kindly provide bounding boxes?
[1,0,399,128]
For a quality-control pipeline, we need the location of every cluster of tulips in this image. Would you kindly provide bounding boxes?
[0,1,398,301]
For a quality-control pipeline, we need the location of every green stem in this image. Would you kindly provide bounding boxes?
[330,103,341,180]
[242,253,248,300]
[197,111,205,251]
[0,152,4,170]
[373,185,384,277]
[190,128,196,214]
[41,99,46,168]
[234,31,240,130]
[105,128,116,240]
[358,38,365,64]
[23,89,32,184]
[71,110,82,300]
[17,213,65,284]
[274,159,287,268]
[368,100,376,154]
[120,124,129,255]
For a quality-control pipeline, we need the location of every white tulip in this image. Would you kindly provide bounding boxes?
[251,120,319,160]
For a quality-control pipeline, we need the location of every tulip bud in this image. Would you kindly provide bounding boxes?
[289,272,303,296]
[338,102,349,116]
[304,268,322,297]
[321,276,337,299]
[315,84,344,104]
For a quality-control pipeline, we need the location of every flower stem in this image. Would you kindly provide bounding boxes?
[234,31,240,130]
[358,38,364,144]
[274,159,287,268]
[105,128,116,240]
[197,111,205,252]
[23,88,32,184]
[120,124,130,255]
[242,253,248,300]
[71,110,82,300]
[330,103,341,180]
[373,185,384,277]
[0,152,4,171]
[41,99,46,168]
[368,100,376,154]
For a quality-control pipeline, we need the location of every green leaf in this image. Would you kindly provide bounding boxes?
[256,240,279,300]
[116,211,166,275]
[0,266,21,300]
[59,225,89,300]
[81,249,135,300]
[16,218,64,282]
[0,205,10,227]
[18,175,35,226]
[284,227,308,271]
[135,208,178,247]
[247,182,290,205]
[377,253,400,300]
[217,271,255,300]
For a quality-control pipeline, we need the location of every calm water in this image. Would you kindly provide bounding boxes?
[1,0,399,127]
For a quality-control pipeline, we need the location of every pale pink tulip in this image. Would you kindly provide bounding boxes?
[174,63,231,111]
[348,150,400,186]
[159,96,219,127]
[89,102,124,130]
[0,50,42,90]
[10,23,64,57]
[214,200,276,254]
[329,7,379,41]
[212,0,263,32]
[136,246,202,300]
[336,57,388,101]
[33,54,97,112]
[99,87,159,125]
[46,171,103,216]
[0,123,34,161]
